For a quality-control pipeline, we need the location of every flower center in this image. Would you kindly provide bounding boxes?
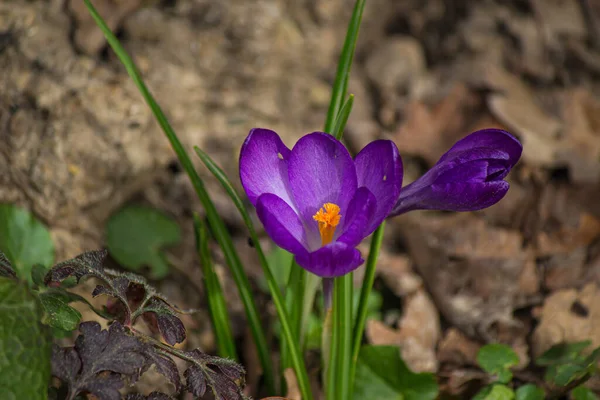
[312,203,341,246]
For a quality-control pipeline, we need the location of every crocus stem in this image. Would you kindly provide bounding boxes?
[334,274,352,400]
[323,278,334,310]
[325,292,338,400]
[349,221,385,390]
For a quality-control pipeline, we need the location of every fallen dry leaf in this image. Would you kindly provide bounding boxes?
[483,64,562,168]
[532,283,600,357]
[365,36,426,127]
[536,184,600,255]
[392,83,481,165]
[366,289,440,372]
[396,213,538,341]
[372,248,423,297]
[437,328,481,367]
[284,368,301,400]
[555,88,600,184]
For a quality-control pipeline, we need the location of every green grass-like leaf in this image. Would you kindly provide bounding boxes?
[194,147,313,400]
[333,94,355,140]
[324,2,367,397]
[324,1,366,134]
[194,214,237,360]
[82,0,275,392]
[350,222,385,390]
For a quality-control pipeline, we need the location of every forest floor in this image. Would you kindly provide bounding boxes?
[4,0,600,398]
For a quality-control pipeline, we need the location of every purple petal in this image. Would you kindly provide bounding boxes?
[394,181,509,214]
[439,129,522,165]
[288,132,357,243]
[337,187,377,247]
[295,242,364,278]
[354,140,403,233]
[435,157,510,184]
[256,193,309,255]
[239,128,294,207]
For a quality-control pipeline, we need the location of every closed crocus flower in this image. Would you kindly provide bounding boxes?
[390,129,522,216]
[240,128,402,277]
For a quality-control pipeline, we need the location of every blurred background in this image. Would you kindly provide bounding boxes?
[3,0,600,396]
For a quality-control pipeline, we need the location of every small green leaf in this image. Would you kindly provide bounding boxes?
[353,345,438,400]
[31,264,48,287]
[0,277,51,399]
[477,343,519,383]
[0,204,54,282]
[540,343,600,386]
[515,384,545,400]
[572,386,599,400]
[106,205,181,279]
[473,384,515,400]
[536,341,591,366]
[38,291,82,331]
[548,363,588,386]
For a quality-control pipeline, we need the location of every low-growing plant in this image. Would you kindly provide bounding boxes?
[474,342,600,400]
[0,233,247,400]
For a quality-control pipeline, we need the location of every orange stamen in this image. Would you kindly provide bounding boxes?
[312,203,341,246]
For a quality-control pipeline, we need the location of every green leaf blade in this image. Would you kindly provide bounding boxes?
[353,345,438,400]
[536,341,591,366]
[82,0,277,393]
[0,278,52,399]
[194,215,237,360]
[194,146,313,399]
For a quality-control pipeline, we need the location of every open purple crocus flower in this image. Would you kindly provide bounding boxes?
[389,128,522,216]
[240,128,402,277]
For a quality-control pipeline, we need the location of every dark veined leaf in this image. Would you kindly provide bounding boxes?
[184,349,246,400]
[51,322,150,400]
[140,298,186,345]
[0,250,16,278]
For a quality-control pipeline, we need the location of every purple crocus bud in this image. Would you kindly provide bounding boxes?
[390,129,522,216]
[240,129,402,277]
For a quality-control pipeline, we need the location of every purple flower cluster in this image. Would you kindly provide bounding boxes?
[240,128,521,278]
